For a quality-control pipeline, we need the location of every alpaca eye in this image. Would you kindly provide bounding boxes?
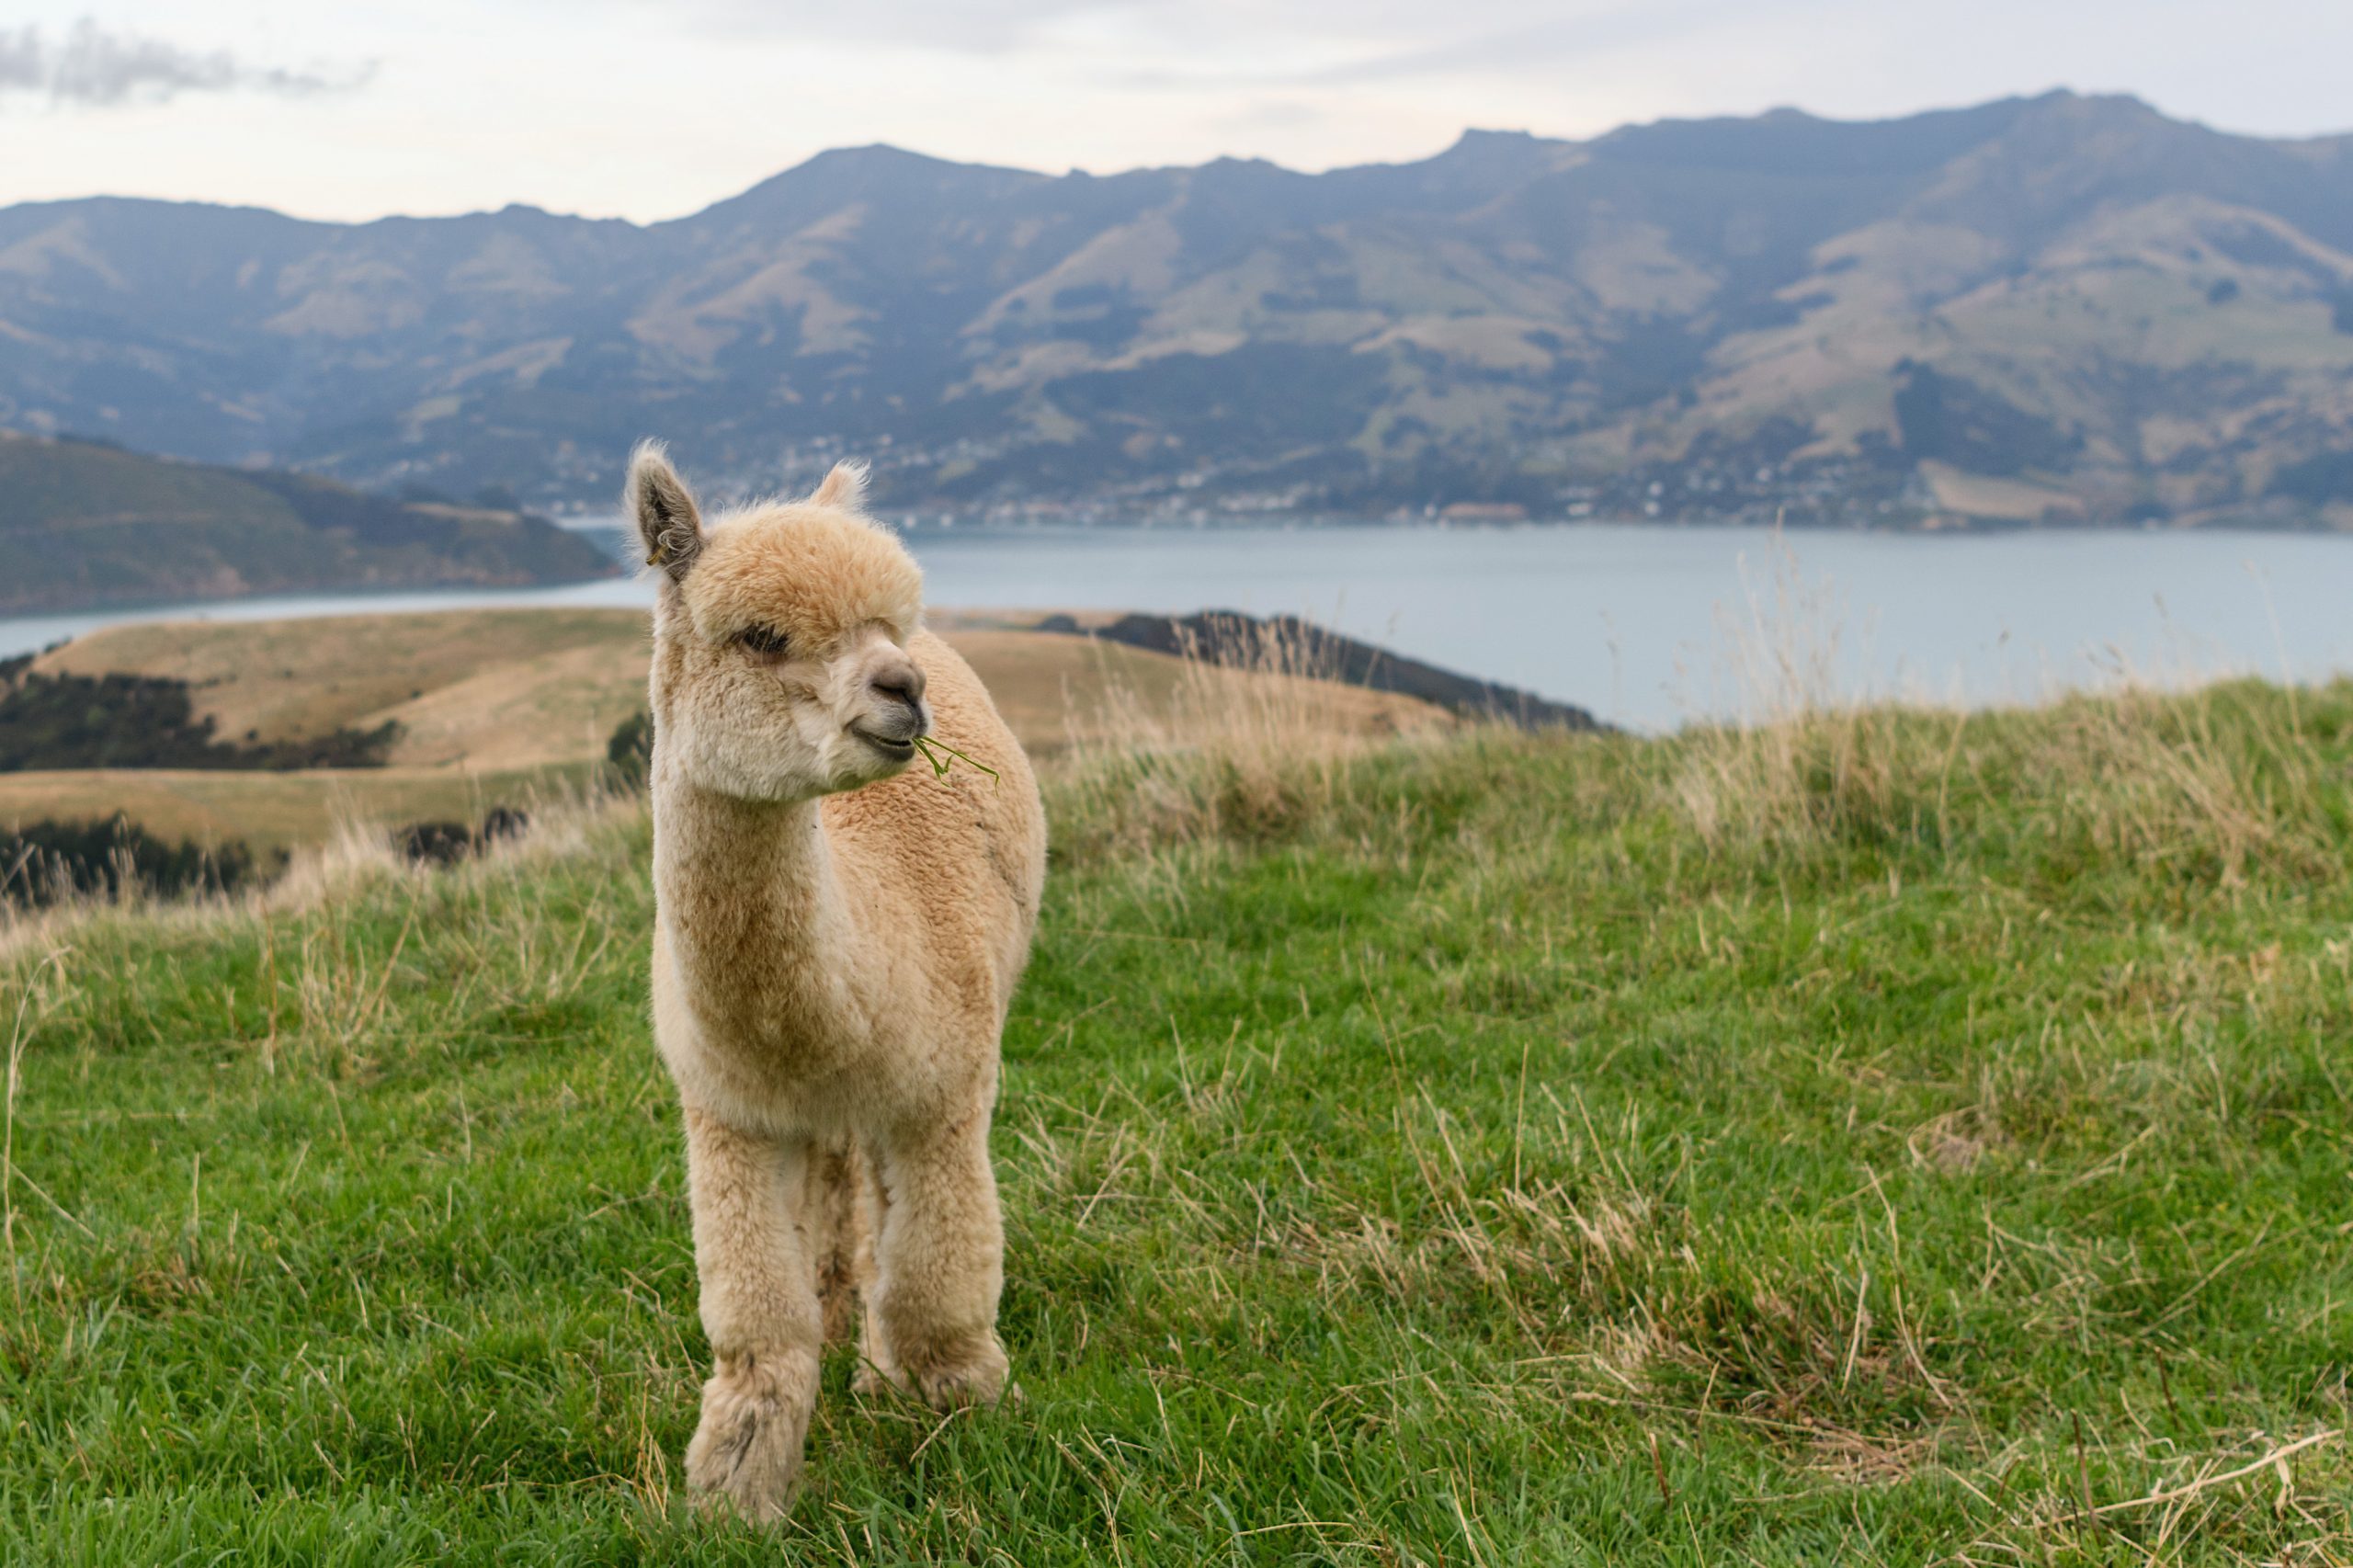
[737,625,790,658]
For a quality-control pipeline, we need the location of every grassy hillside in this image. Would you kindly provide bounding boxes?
[0,433,615,613]
[3,677,2350,1562]
[0,764,601,858]
[32,608,657,768]
[5,608,1449,851]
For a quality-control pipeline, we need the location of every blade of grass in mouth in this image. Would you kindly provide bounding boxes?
[911,734,1000,784]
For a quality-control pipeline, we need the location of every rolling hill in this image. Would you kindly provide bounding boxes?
[0,431,617,611]
[3,92,2352,527]
[0,607,1453,850]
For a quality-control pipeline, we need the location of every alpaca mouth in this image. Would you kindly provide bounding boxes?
[854,727,918,758]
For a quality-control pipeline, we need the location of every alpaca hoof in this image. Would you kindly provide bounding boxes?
[684,1358,814,1523]
[852,1336,1009,1410]
[906,1338,1011,1412]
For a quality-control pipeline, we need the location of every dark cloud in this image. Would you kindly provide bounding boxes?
[0,18,373,106]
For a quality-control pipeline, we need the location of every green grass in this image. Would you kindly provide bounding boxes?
[6,679,2353,1563]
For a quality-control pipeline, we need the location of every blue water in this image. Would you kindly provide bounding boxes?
[8,520,2353,732]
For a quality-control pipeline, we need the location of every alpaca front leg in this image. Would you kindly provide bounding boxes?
[680,1107,823,1521]
[866,1116,1009,1410]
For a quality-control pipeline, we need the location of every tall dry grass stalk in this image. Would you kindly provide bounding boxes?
[0,773,641,967]
[2035,676,2332,886]
[266,769,630,915]
[1671,540,1921,852]
[1048,614,1452,858]
[1668,535,2335,887]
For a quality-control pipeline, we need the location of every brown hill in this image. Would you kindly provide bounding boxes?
[0,608,1450,850]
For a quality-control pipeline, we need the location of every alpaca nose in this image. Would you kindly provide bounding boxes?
[870,662,927,722]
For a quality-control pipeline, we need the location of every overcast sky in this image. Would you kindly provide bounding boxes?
[5,1,2347,223]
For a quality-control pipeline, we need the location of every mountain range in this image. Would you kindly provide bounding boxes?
[4,90,2351,528]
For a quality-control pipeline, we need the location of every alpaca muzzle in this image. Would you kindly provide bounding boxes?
[858,701,929,749]
[861,664,930,746]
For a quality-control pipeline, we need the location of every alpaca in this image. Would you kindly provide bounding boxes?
[628,443,1047,1519]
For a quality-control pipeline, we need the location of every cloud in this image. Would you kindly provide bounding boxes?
[0,28,46,93]
[0,17,373,106]
[1288,0,1776,86]
[607,0,1103,53]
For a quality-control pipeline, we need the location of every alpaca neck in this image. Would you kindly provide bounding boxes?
[654,778,863,1037]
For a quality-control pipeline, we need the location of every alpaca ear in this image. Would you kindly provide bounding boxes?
[629,440,703,581]
[811,459,870,510]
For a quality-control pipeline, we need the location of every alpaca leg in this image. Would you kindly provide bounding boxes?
[680,1107,823,1521]
[865,1114,1009,1410]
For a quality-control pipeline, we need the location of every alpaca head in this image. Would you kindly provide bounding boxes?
[630,442,930,802]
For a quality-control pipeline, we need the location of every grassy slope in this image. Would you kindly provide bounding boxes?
[0,765,604,855]
[4,681,2351,1563]
[33,608,658,760]
[6,609,1449,851]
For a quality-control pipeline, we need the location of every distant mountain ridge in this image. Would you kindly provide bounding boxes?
[0,432,616,612]
[4,91,2352,528]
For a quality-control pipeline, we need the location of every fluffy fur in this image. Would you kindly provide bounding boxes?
[629,442,1046,1520]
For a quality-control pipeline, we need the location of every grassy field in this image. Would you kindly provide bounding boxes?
[4,676,2351,1563]
[8,608,1449,852]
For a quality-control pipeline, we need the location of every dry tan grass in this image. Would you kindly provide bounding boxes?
[942,625,1447,756]
[15,608,1452,856]
[35,608,651,747]
[0,769,642,963]
[0,765,596,856]
[1045,612,1467,857]
[373,641,650,769]
[1665,538,2334,885]
[1674,671,2335,885]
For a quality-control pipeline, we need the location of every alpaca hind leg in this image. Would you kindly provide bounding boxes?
[865,1114,1009,1410]
[680,1108,823,1521]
